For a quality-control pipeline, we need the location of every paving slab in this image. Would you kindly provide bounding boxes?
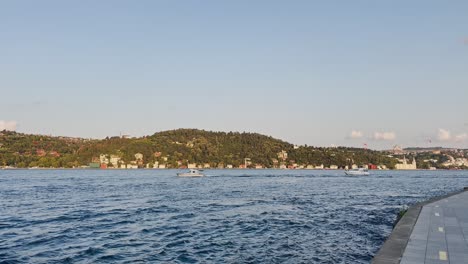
[373,188,468,264]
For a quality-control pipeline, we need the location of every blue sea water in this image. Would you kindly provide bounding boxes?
[1,169,468,264]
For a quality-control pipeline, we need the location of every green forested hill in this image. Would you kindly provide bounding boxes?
[1,128,398,168]
[149,129,292,167]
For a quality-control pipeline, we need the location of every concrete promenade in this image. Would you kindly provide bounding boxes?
[373,188,468,264]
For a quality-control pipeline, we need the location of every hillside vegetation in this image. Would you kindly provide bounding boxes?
[1,129,399,169]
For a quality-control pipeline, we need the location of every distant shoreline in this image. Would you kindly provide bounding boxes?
[2,130,467,170]
[1,168,465,171]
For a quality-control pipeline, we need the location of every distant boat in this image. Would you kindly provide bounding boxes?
[177,169,204,177]
[344,168,370,176]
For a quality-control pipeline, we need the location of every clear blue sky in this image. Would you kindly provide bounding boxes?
[1,1,467,149]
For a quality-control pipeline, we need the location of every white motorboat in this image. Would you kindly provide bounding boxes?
[344,168,370,176]
[177,169,204,177]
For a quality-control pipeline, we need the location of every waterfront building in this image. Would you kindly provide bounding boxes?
[395,156,417,170]
[110,155,121,167]
[89,162,100,168]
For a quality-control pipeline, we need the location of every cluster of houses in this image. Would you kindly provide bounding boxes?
[90,150,391,170]
[441,156,468,168]
[393,148,468,169]
[395,157,417,170]
[91,153,145,169]
[91,152,171,169]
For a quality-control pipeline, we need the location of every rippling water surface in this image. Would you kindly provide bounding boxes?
[1,169,468,263]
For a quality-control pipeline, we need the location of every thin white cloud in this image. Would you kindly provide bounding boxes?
[0,120,17,131]
[373,131,396,140]
[437,128,451,141]
[349,130,363,139]
[455,133,467,142]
